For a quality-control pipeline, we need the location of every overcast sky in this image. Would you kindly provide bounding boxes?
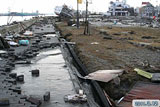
[0,0,160,13]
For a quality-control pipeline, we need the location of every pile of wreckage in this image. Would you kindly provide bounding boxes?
[57,5,75,21]
[94,16,160,28]
[83,68,160,106]
[0,31,33,48]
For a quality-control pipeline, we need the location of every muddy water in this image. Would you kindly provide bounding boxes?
[12,48,86,107]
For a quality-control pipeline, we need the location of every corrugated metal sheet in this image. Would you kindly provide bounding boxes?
[118,82,160,107]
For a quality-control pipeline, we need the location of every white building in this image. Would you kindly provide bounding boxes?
[108,0,131,16]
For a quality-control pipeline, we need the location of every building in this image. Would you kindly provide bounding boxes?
[155,5,160,17]
[135,7,140,16]
[140,2,155,18]
[107,0,133,16]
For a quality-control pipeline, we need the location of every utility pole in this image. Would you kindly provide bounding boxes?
[77,0,80,28]
[84,0,90,35]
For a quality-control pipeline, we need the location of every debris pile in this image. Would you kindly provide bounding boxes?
[64,90,87,103]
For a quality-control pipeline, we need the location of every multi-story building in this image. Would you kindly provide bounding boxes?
[107,0,133,16]
[140,2,155,18]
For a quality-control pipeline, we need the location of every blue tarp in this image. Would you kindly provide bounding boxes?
[19,40,29,46]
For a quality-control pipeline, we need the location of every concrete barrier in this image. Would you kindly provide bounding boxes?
[0,19,37,35]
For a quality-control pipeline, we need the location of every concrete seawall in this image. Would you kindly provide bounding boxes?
[0,18,37,35]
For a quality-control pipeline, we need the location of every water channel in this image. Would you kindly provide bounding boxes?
[12,45,87,107]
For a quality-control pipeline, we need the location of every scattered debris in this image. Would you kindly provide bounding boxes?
[72,24,76,27]
[0,98,10,106]
[5,78,16,84]
[0,50,7,54]
[19,40,29,46]
[0,36,10,49]
[139,42,152,46]
[99,29,108,35]
[16,75,24,82]
[91,42,99,45]
[134,68,152,79]
[9,87,21,94]
[134,68,160,82]
[113,33,121,35]
[103,36,112,40]
[64,90,87,103]
[151,73,160,82]
[30,69,40,76]
[15,60,31,64]
[9,73,17,78]
[43,92,50,101]
[23,31,33,36]
[107,26,112,29]
[128,31,135,34]
[85,70,124,83]
[142,36,155,39]
[26,96,42,106]
[5,66,11,72]
[8,41,19,47]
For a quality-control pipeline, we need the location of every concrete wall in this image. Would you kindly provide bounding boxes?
[0,18,37,35]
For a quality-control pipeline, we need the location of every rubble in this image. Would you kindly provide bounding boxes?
[64,90,87,103]
[16,75,24,82]
[23,31,33,36]
[141,36,155,39]
[0,36,10,49]
[43,91,50,101]
[9,87,21,94]
[8,41,19,47]
[26,96,42,106]
[9,73,17,78]
[15,60,31,64]
[5,66,11,72]
[5,78,16,84]
[0,98,10,106]
[19,40,29,46]
[151,73,160,82]
[91,42,99,45]
[30,69,40,76]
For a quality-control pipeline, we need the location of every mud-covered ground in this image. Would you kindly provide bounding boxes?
[56,22,160,101]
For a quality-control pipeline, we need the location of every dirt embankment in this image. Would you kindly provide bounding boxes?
[56,22,160,101]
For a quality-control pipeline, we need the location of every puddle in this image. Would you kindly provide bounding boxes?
[12,48,87,107]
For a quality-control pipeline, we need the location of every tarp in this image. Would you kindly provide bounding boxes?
[19,40,29,46]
